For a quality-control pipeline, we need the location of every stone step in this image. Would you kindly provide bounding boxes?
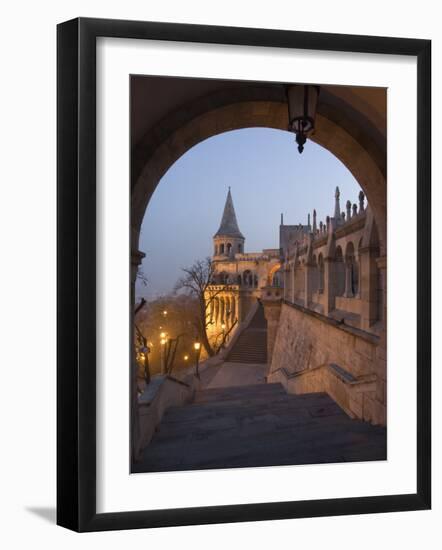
[192,382,286,402]
[226,304,268,363]
[134,386,387,473]
[164,398,343,426]
[227,357,267,364]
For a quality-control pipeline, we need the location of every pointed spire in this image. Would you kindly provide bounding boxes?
[334,186,341,220]
[214,188,244,239]
[346,200,352,220]
[307,213,311,230]
[313,209,317,233]
[280,212,284,225]
[358,190,365,213]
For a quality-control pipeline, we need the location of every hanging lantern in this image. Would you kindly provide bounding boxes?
[286,84,320,153]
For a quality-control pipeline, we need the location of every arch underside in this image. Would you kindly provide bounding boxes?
[132,87,386,256]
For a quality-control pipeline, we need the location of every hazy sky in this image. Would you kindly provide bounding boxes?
[136,128,361,300]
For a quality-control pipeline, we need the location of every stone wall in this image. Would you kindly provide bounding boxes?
[268,302,386,425]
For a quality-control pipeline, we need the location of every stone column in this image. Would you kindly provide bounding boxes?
[356,256,362,298]
[374,255,387,425]
[376,256,387,325]
[131,248,145,462]
[318,261,324,293]
[209,298,214,325]
[214,297,219,325]
[359,246,379,330]
[231,296,236,325]
[304,263,313,308]
[236,294,242,324]
[323,257,335,316]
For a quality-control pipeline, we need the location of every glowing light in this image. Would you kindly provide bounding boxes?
[160,332,166,339]
[184,355,189,361]
[194,342,201,351]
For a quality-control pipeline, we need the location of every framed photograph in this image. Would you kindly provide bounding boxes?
[57,17,431,532]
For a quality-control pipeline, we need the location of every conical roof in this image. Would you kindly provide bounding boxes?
[214,188,244,239]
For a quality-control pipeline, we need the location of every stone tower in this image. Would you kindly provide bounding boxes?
[213,188,245,259]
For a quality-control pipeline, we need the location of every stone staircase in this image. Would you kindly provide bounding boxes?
[133,383,387,473]
[226,303,267,364]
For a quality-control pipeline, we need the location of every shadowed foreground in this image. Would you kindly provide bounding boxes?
[133,383,386,473]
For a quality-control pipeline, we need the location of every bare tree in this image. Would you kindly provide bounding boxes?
[174,257,230,357]
[136,270,148,287]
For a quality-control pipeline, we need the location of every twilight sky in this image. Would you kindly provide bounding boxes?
[136,128,361,300]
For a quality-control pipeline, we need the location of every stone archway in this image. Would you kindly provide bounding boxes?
[130,82,387,457]
[131,84,386,262]
[267,262,282,286]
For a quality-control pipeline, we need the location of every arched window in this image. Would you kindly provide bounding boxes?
[237,243,242,253]
[227,242,232,255]
[335,246,345,296]
[345,242,357,297]
[357,237,363,297]
[272,272,281,287]
[214,244,218,255]
[220,243,225,254]
[311,255,319,294]
[243,270,252,286]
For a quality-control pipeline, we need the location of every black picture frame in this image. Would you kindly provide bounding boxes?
[57,17,431,532]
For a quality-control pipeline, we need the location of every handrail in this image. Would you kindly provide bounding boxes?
[270,363,377,386]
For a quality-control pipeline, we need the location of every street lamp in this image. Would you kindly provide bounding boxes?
[138,344,151,384]
[160,337,167,374]
[286,84,320,154]
[193,339,202,379]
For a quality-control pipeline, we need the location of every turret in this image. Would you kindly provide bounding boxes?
[213,188,245,259]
